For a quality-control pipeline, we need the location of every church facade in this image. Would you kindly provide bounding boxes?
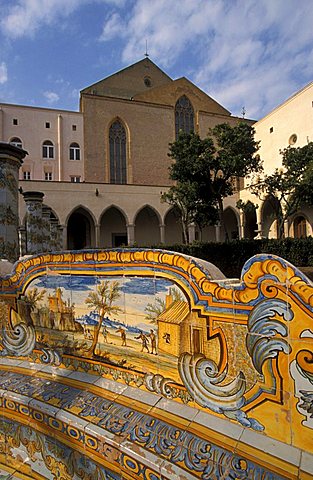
[1,58,246,251]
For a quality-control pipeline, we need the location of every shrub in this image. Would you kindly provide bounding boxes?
[153,238,313,278]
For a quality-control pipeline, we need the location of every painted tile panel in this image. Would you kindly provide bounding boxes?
[0,248,312,478]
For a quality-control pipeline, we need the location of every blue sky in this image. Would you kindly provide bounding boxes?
[0,0,313,119]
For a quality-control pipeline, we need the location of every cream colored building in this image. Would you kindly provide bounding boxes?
[0,103,84,183]
[240,81,313,239]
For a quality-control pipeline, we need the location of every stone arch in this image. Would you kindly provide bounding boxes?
[261,195,281,239]
[134,205,161,246]
[293,214,308,238]
[164,207,183,244]
[99,205,128,247]
[67,206,96,250]
[223,207,239,241]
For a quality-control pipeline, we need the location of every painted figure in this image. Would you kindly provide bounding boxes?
[116,327,127,346]
[102,325,109,343]
[135,331,150,353]
[149,329,157,355]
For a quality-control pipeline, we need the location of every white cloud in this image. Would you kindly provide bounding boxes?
[100,12,124,41]
[1,0,124,39]
[101,0,313,119]
[43,90,59,104]
[0,62,8,84]
[2,0,313,119]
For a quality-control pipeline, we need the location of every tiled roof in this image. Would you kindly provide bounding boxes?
[158,301,189,324]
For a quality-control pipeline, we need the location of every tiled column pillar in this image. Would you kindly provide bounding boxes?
[127,223,135,246]
[59,225,66,250]
[256,206,263,238]
[284,219,289,238]
[215,224,222,242]
[159,223,165,244]
[18,226,27,257]
[42,206,51,252]
[50,219,59,251]
[22,191,44,255]
[188,223,196,243]
[0,142,27,262]
[95,224,100,248]
[239,211,245,239]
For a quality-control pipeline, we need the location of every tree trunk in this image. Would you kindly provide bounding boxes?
[278,215,285,239]
[180,217,189,244]
[88,315,103,356]
[218,198,226,242]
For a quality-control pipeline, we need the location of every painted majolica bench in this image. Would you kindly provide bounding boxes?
[0,249,312,479]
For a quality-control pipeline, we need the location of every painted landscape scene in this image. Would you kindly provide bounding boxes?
[17,274,189,380]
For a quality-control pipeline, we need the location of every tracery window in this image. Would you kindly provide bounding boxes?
[175,95,194,139]
[109,120,127,184]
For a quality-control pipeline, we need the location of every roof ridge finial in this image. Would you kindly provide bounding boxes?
[144,39,149,58]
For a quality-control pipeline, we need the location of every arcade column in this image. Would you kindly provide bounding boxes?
[0,142,27,262]
[22,191,44,255]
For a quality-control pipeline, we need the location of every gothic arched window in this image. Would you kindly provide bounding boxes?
[175,95,194,139]
[109,120,127,184]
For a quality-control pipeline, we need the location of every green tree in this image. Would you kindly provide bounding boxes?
[208,122,262,235]
[85,280,122,356]
[251,142,313,238]
[162,123,261,242]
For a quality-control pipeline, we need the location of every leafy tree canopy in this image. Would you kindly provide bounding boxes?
[162,123,261,242]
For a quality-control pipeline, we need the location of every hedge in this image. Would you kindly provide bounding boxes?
[152,238,313,278]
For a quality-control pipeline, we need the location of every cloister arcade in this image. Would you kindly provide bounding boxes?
[19,181,313,255]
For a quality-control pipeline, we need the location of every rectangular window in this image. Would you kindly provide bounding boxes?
[69,144,80,160]
[45,172,53,181]
[270,127,273,133]
[13,118,18,125]
[45,122,50,128]
[23,171,31,180]
[72,125,77,131]
[43,144,54,158]
[70,176,81,183]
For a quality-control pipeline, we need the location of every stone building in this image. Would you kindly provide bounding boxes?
[1,58,247,252]
[1,57,312,256]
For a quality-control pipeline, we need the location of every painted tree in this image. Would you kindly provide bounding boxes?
[162,124,261,242]
[22,287,46,326]
[85,280,122,356]
[250,142,313,238]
